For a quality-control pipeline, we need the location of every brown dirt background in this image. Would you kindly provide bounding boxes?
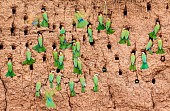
[0,0,170,111]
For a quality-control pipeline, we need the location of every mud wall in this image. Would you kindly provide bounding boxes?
[0,0,170,111]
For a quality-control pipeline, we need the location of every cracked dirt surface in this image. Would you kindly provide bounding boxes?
[0,0,170,111]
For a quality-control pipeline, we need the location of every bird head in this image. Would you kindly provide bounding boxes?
[59,51,63,55]
[95,74,99,76]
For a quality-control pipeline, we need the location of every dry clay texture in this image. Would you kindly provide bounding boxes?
[0,0,170,111]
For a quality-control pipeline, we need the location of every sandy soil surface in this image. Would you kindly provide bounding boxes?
[0,0,170,111]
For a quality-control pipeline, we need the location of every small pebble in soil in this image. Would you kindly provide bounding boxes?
[160,56,165,62]
[30,64,33,70]
[135,79,139,83]
[0,44,3,50]
[152,78,155,84]
[102,67,107,72]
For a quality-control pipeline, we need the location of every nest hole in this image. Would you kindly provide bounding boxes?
[30,64,33,70]
[53,24,56,30]
[123,5,127,16]
[83,35,86,41]
[166,3,169,9]
[72,22,76,27]
[135,79,139,83]
[52,43,56,49]
[160,56,165,62]
[115,55,119,60]
[119,69,122,75]
[8,57,12,61]
[56,69,60,73]
[59,23,62,29]
[156,18,160,24]
[147,2,151,11]
[90,41,95,46]
[152,78,155,84]
[102,67,107,72]
[24,29,28,35]
[12,7,16,14]
[25,42,29,47]
[0,44,3,50]
[10,24,15,35]
[107,43,111,49]
[43,55,46,62]
[24,15,28,21]
[11,45,16,50]
[131,49,136,54]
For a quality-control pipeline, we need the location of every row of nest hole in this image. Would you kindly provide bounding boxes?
[11,3,169,15]
[1,42,165,62]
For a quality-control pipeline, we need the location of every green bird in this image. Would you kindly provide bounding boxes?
[75,39,81,57]
[32,34,46,53]
[59,34,72,50]
[60,26,66,34]
[129,53,136,71]
[6,59,16,78]
[93,74,98,92]
[69,80,76,97]
[80,76,86,93]
[77,58,82,74]
[73,57,82,74]
[146,39,153,54]
[58,51,64,70]
[88,25,94,43]
[156,37,165,54]
[52,49,59,67]
[74,11,89,28]
[40,8,49,27]
[148,22,160,40]
[22,48,36,65]
[49,71,54,88]
[73,58,78,74]
[45,90,56,108]
[141,52,149,69]
[96,13,105,30]
[119,28,130,46]
[35,82,41,97]
[72,42,77,58]
[106,18,115,35]
[124,29,131,46]
[56,74,62,91]
[119,28,126,44]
